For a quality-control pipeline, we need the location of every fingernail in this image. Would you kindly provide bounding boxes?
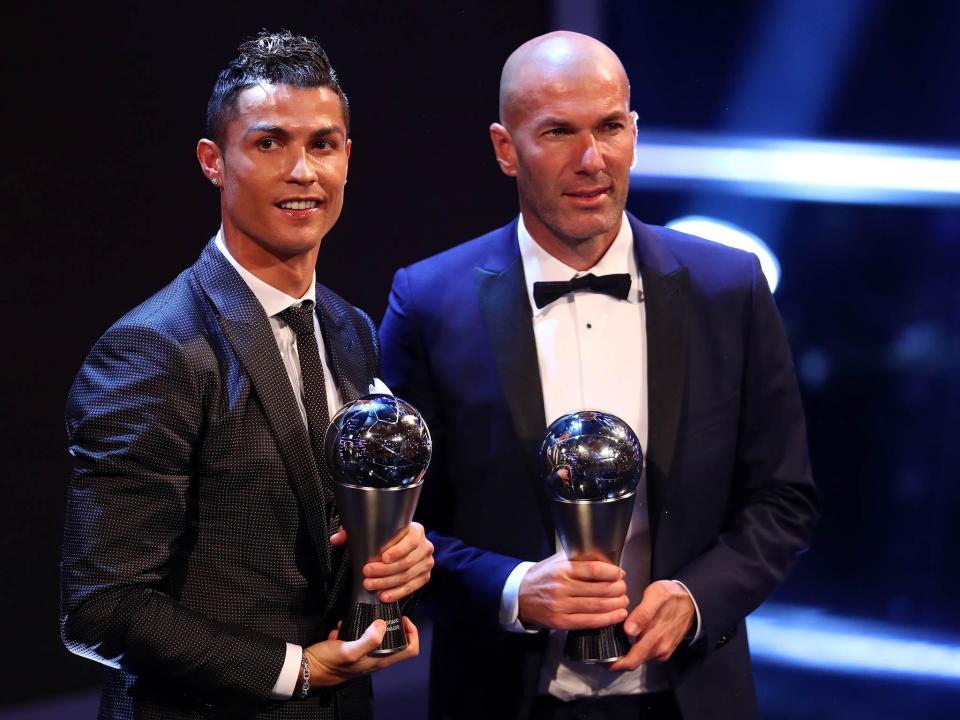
[624,622,637,635]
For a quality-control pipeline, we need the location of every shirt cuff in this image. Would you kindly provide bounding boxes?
[671,580,702,644]
[499,561,539,633]
[270,642,303,700]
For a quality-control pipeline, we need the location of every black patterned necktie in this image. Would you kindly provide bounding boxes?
[532,272,632,309]
[277,301,340,536]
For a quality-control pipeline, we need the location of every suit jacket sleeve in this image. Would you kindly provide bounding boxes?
[380,267,524,633]
[674,256,819,652]
[61,322,286,704]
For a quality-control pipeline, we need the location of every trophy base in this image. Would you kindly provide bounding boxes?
[564,624,631,664]
[337,601,406,656]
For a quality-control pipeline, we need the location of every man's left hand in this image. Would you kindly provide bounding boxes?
[331,522,434,603]
[608,580,695,671]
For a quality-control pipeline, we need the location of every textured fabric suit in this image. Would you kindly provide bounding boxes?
[62,239,381,719]
[379,214,819,720]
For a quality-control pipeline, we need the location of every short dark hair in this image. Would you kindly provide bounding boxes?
[206,30,350,146]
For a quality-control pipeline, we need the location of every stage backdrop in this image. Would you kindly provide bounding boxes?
[3,1,959,718]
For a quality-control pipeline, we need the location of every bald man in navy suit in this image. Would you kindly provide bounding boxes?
[380,31,818,720]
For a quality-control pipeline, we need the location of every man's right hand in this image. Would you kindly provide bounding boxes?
[301,617,419,691]
[517,552,629,630]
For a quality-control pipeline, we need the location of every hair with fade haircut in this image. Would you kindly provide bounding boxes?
[206,29,350,147]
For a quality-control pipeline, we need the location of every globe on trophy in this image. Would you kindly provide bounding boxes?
[539,410,643,663]
[324,394,432,655]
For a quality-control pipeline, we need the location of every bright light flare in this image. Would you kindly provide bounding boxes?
[632,133,960,205]
[666,216,781,292]
[749,604,960,682]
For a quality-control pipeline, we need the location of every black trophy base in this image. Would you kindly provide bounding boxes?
[337,601,406,656]
[564,624,631,664]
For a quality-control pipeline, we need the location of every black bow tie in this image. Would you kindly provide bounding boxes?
[532,273,632,309]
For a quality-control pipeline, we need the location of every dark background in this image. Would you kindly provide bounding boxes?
[3,1,959,717]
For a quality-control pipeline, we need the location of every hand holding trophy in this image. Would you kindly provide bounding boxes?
[324,394,431,655]
[539,410,643,664]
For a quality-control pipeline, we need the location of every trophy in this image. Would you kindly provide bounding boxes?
[539,410,643,664]
[324,394,432,655]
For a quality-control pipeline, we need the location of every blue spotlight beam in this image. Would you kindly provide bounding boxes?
[748,603,960,682]
[632,132,960,206]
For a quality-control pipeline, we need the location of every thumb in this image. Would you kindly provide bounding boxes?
[330,526,348,546]
[340,619,387,662]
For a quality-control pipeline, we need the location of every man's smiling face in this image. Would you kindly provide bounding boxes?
[216,82,351,263]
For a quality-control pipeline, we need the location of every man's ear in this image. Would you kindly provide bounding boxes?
[197,138,225,187]
[489,123,518,178]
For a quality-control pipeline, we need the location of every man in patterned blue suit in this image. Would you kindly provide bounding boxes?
[62,31,433,719]
[381,31,818,720]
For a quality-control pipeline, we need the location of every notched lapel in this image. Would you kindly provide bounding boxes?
[315,288,369,404]
[475,259,553,544]
[193,241,333,577]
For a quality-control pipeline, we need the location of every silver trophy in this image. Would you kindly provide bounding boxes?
[539,410,643,663]
[324,394,431,655]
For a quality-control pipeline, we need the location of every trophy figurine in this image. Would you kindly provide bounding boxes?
[324,394,432,655]
[539,410,643,664]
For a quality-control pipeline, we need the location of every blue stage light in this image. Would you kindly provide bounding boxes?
[666,216,781,292]
[748,604,960,681]
[633,132,960,205]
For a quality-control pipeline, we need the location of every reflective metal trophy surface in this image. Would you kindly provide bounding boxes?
[539,410,643,664]
[324,394,431,655]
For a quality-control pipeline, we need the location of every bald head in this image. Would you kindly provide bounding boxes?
[488,31,637,269]
[499,31,630,128]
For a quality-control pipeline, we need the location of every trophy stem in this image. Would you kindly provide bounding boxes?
[550,493,637,664]
[337,600,406,655]
[564,623,631,663]
[332,482,423,656]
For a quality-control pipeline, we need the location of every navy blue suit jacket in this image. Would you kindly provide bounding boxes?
[380,214,818,720]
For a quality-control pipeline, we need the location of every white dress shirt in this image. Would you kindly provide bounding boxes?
[498,213,697,699]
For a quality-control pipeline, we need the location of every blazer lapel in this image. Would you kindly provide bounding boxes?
[631,216,689,546]
[475,222,553,544]
[192,240,334,577]
[311,287,372,618]
[314,285,369,404]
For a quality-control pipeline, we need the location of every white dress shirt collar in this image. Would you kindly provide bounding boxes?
[214,228,317,315]
[517,212,638,316]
